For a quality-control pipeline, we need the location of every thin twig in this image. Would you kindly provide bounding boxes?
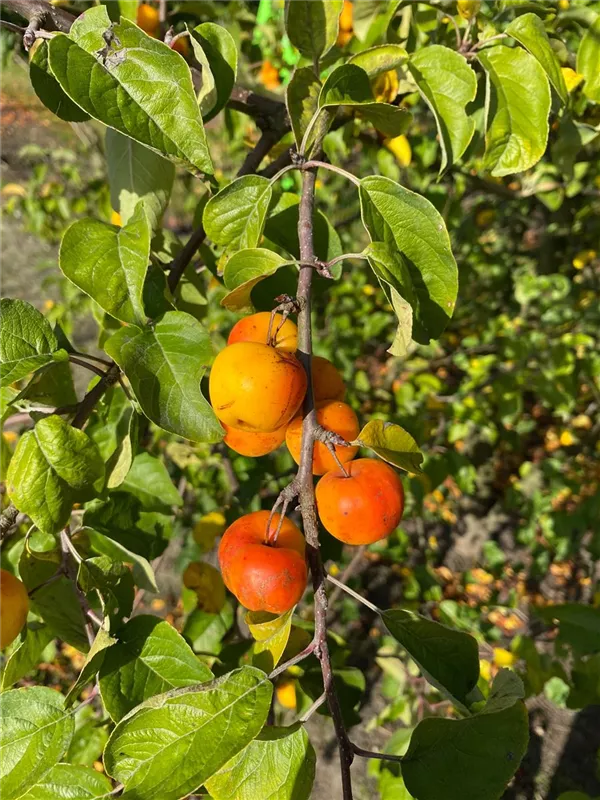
[70,351,113,368]
[269,642,316,681]
[302,160,361,187]
[326,574,380,614]
[299,691,327,722]
[71,364,120,430]
[352,744,405,765]
[327,546,367,620]
[69,357,106,378]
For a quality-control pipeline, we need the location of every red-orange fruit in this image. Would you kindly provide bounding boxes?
[228,312,297,353]
[222,422,286,457]
[315,458,405,544]
[312,356,345,402]
[286,400,359,475]
[209,342,307,433]
[218,511,307,614]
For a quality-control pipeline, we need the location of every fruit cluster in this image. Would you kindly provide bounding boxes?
[210,313,405,615]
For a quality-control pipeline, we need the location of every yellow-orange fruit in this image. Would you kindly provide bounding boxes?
[223,422,286,457]
[137,3,160,36]
[339,0,353,31]
[218,511,307,614]
[210,342,307,433]
[1,569,29,649]
[259,60,281,91]
[312,356,345,402]
[110,210,122,227]
[171,36,190,57]
[286,400,359,476]
[316,458,404,544]
[228,312,297,353]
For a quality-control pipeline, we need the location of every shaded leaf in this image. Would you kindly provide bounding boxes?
[364,242,415,356]
[191,23,238,122]
[264,192,342,266]
[104,666,272,800]
[0,298,67,384]
[59,202,151,326]
[287,67,322,152]
[121,452,182,511]
[506,13,568,103]
[29,40,90,122]
[349,44,408,77]
[408,46,477,172]
[105,407,139,490]
[6,415,105,535]
[183,602,234,655]
[206,724,316,800]
[99,615,212,722]
[1,622,54,690]
[354,419,423,474]
[284,0,343,61]
[0,687,74,800]
[105,311,223,443]
[537,604,600,656]
[478,46,551,177]
[86,529,158,593]
[221,249,288,311]
[577,15,600,102]
[83,494,167,561]
[65,618,116,706]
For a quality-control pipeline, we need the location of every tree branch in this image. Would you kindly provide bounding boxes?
[296,166,354,799]
[71,364,121,430]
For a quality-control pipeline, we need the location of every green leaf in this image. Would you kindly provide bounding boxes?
[99,615,213,722]
[408,46,477,172]
[381,608,480,710]
[284,0,343,61]
[118,0,138,21]
[300,667,365,728]
[319,64,411,137]
[47,18,213,176]
[0,298,67,384]
[354,419,423,473]
[287,67,322,152]
[506,13,568,104]
[86,529,158,593]
[348,44,408,77]
[0,386,18,423]
[484,669,525,713]
[478,46,551,177]
[59,203,151,326]
[66,707,108,767]
[191,23,238,122]
[105,310,223,443]
[1,623,54,690]
[577,15,600,102]
[65,619,116,706]
[364,242,415,356]
[402,700,528,800]
[0,687,74,800]
[14,360,77,412]
[120,452,182,511]
[106,129,175,232]
[359,175,458,343]
[264,193,342,266]
[104,666,272,800]
[221,249,289,311]
[83,494,166,561]
[247,609,294,673]
[206,724,316,800]
[537,604,600,655]
[29,40,90,122]
[19,764,112,800]
[21,553,90,652]
[105,408,139,490]
[6,415,105,535]
[203,176,273,250]
[183,602,234,655]
[77,555,134,621]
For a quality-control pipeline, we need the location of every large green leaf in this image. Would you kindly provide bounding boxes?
[478,46,551,177]
[106,129,175,232]
[6,415,105,535]
[363,242,416,356]
[1,623,54,690]
[402,696,528,800]
[353,420,423,474]
[577,15,600,102]
[191,23,238,122]
[203,176,273,250]
[59,203,151,326]
[121,452,182,511]
[319,64,410,138]
[287,67,322,152]
[29,40,90,122]
[221,249,288,311]
[206,724,316,800]
[47,17,213,176]
[408,46,477,172]
[506,13,568,103]
[19,764,112,800]
[0,687,74,800]
[0,298,67,384]
[99,615,213,722]
[381,609,480,710]
[359,175,458,343]
[284,0,343,61]
[105,311,223,443]
[348,44,408,77]
[104,666,273,800]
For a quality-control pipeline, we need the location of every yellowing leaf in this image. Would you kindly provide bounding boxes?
[246,608,294,673]
[183,562,226,613]
[372,69,399,103]
[193,511,226,552]
[384,134,411,167]
[493,648,516,668]
[353,419,423,473]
